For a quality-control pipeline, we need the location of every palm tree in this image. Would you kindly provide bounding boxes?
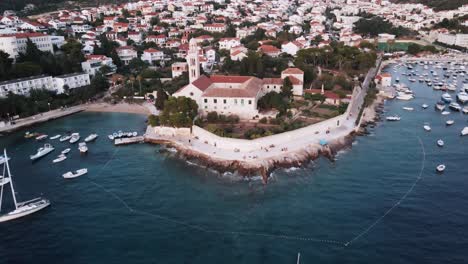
[136,75,142,95]
[129,75,135,94]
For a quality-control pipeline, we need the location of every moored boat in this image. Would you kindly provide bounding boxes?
[435,101,445,111]
[437,139,444,147]
[436,164,446,173]
[386,115,401,121]
[62,168,88,179]
[59,135,71,142]
[463,106,468,114]
[52,154,67,163]
[422,104,429,109]
[457,91,468,103]
[61,148,71,154]
[84,134,98,143]
[78,142,88,154]
[50,134,61,140]
[423,125,431,131]
[402,107,414,111]
[441,93,452,103]
[449,102,461,111]
[446,120,454,126]
[35,134,48,141]
[461,127,468,136]
[30,144,54,161]
[69,133,80,144]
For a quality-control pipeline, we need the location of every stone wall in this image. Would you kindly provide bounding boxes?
[153,126,191,137]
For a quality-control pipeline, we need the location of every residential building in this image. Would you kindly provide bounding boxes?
[116,46,138,65]
[141,48,164,64]
[0,32,54,59]
[53,72,91,94]
[81,55,117,76]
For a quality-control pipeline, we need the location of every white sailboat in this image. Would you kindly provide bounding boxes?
[30,144,54,161]
[0,150,50,223]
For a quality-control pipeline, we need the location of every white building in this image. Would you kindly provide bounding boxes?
[81,55,117,76]
[171,62,188,78]
[71,24,93,34]
[437,33,468,48]
[219,37,241,50]
[0,75,53,97]
[141,48,164,64]
[173,39,304,119]
[53,72,91,94]
[116,46,138,65]
[0,32,54,59]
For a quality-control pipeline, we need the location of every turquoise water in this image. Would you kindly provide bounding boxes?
[0,63,467,263]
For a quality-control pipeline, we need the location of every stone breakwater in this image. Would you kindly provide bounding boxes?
[145,133,356,183]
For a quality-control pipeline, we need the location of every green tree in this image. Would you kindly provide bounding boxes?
[281,77,293,99]
[0,50,13,81]
[155,89,168,110]
[159,96,198,127]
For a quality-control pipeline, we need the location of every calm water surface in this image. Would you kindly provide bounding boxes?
[0,64,467,263]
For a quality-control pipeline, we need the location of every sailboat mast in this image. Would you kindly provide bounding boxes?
[4,150,18,209]
[0,162,5,212]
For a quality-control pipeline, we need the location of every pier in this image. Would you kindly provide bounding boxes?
[0,106,85,133]
[114,136,145,146]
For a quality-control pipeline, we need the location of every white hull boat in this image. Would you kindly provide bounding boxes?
[0,150,50,223]
[69,133,80,144]
[423,125,431,131]
[437,139,444,147]
[386,116,401,121]
[63,168,88,179]
[50,135,61,140]
[59,135,71,142]
[35,135,48,141]
[78,143,88,154]
[462,127,468,136]
[84,134,98,143]
[449,102,461,111]
[422,104,429,109]
[30,144,54,160]
[53,155,67,163]
[441,111,450,115]
[446,120,454,126]
[436,164,446,173]
[108,135,114,140]
[61,148,71,154]
[402,107,414,111]
[463,106,468,114]
[457,92,468,103]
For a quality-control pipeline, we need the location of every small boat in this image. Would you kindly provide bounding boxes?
[441,93,452,103]
[461,127,468,136]
[386,115,401,121]
[69,133,80,144]
[35,134,48,141]
[435,101,445,111]
[449,102,461,111]
[24,132,38,139]
[437,139,444,147]
[457,91,468,103]
[446,120,454,126]
[423,125,431,131]
[402,107,414,111]
[30,144,54,161]
[436,164,446,173]
[108,135,114,140]
[50,134,61,140]
[422,104,429,109]
[463,106,468,114]
[396,93,414,101]
[132,132,138,137]
[441,111,450,115]
[59,135,71,142]
[52,155,67,163]
[61,148,71,154]
[62,168,88,179]
[78,142,88,153]
[84,134,98,143]
[0,150,50,223]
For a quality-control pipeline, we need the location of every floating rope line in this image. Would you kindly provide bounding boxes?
[344,136,426,247]
[87,136,426,247]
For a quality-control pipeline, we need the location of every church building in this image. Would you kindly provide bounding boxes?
[173,39,304,119]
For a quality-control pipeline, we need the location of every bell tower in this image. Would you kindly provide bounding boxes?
[187,38,200,83]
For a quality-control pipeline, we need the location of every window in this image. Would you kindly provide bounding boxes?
[190,92,194,96]
[248,100,252,105]
[241,99,244,105]
[204,99,207,103]
[214,99,217,103]
[223,99,226,104]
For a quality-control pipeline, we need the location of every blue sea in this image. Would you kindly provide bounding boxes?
[0,63,467,263]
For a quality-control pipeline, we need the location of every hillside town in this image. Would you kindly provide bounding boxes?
[0,0,467,132]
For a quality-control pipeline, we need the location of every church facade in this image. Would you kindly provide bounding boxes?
[173,39,304,119]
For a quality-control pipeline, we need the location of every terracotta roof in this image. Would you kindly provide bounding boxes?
[262,78,283,85]
[282,68,304,74]
[192,75,213,91]
[210,75,251,84]
[203,77,263,98]
[144,48,162,53]
[258,44,280,54]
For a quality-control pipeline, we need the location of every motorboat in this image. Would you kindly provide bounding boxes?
[62,168,88,179]
[30,144,54,161]
[462,127,468,136]
[24,132,38,139]
[78,142,88,154]
[69,133,80,144]
[396,92,414,101]
[59,135,71,142]
[437,139,444,147]
[61,148,71,154]
[441,93,452,103]
[52,155,67,163]
[449,102,461,111]
[35,134,48,141]
[463,106,468,114]
[50,134,61,140]
[0,150,50,223]
[435,101,445,111]
[423,125,431,131]
[108,135,115,140]
[446,120,455,126]
[84,134,98,143]
[436,164,446,173]
[132,132,138,137]
[402,107,414,111]
[422,104,429,109]
[457,91,468,103]
[441,111,450,115]
[386,115,401,121]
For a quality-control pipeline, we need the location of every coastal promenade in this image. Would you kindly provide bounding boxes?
[145,57,382,170]
[0,106,85,134]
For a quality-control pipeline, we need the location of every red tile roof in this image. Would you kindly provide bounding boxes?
[209,75,251,83]
[282,68,304,74]
[192,75,213,91]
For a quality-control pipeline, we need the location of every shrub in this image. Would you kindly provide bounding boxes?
[206,111,219,123]
[259,117,267,124]
[148,114,159,127]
